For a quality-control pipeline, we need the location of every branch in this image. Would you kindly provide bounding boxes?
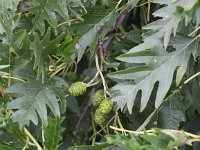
[76,88,96,128]
[102,8,130,57]
[24,127,43,150]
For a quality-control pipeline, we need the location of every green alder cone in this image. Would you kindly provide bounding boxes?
[98,99,113,115]
[68,81,87,96]
[94,109,107,125]
[91,90,104,107]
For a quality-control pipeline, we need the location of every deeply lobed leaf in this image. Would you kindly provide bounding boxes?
[109,35,199,113]
[5,70,66,128]
[29,0,69,35]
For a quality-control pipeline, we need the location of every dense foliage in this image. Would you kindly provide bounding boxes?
[0,0,200,149]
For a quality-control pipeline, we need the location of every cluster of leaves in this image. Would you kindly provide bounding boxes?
[70,128,200,150]
[0,0,200,149]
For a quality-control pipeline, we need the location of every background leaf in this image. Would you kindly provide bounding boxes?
[0,143,16,150]
[68,143,113,150]
[31,28,65,82]
[44,117,65,150]
[6,71,63,128]
[157,92,185,129]
[29,0,69,35]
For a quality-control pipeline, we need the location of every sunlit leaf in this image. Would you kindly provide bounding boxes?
[109,35,199,113]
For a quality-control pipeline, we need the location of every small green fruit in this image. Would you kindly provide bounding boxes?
[94,109,107,125]
[98,99,113,115]
[68,81,87,96]
[91,90,104,107]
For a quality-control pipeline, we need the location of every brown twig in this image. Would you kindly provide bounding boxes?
[102,8,130,58]
[76,88,96,128]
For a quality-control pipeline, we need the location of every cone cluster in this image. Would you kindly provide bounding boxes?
[94,97,113,126]
[68,81,87,96]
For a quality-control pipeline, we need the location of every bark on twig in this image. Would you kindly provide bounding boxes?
[76,88,96,128]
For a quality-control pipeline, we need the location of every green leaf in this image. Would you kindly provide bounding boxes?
[123,29,142,44]
[68,143,113,150]
[0,62,9,77]
[150,0,200,41]
[182,58,200,115]
[7,120,26,142]
[109,35,199,113]
[143,18,178,49]
[11,30,26,49]
[57,33,78,63]
[128,0,140,7]
[0,0,21,30]
[29,0,69,35]
[50,76,68,114]
[157,92,185,129]
[44,117,65,150]
[174,0,198,11]
[67,96,80,116]
[106,133,142,150]
[12,34,33,69]
[75,10,118,62]
[31,28,65,82]
[0,144,16,150]
[0,0,21,12]
[6,71,62,128]
[0,0,21,42]
[70,5,115,36]
[194,3,200,26]
[142,129,174,149]
[0,13,21,42]
[143,0,179,49]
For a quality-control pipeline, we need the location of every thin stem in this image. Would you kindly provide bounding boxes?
[184,72,200,84]
[81,4,87,13]
[22,137,30,150]
[89,115,116,140]
[57,20,71,27]
[65,94,69,97]
[136,2,148,7]
[106,91,111,97]
[8,47,12,86]
[115,0,123,9]
[147,0,151,21]
[188,139,200,142]
[86,72,100,85]
[136,90,179,131]
[24,128,43,150]
[91,115,97,145]
[86,80,100,88]
[50,63,66,77]
[69,7,84,22]
[117,113,127,135]
[100,125,108,134]
[188,25,200,37]
[2,76,25,82]
[42,125,45,150]
[110,126,200,140]
[110,126,137,133]
[95,54,108,98]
